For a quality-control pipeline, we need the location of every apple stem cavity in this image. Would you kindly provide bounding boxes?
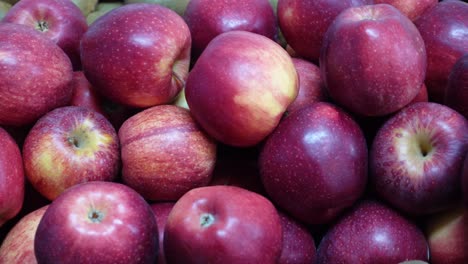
[417,136,433,157]
[67,136,81,148]
[88,209,104,223]
[200,213,215,228]
[36,21,49,32]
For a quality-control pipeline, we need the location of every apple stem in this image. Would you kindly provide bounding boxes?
[88,210,104,223]
[36,21,49,32]
[200,213,215,228]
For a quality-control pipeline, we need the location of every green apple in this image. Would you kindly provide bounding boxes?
[86,2,123,25]
[124,0,189,16]
[71,0,98,16]
[0,1,12,19]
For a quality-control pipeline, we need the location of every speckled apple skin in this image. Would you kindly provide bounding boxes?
[259,102,368,225]
[316,200,429,264]
[0,206,47,264]
[445,54,468,120]
[278,0,370,62]
[164,186,283,264]
[370,102,468,215]
[151,202,174,264]
[278,211,316,264]
[185,30,298,147]
[81,3,191,108]
[373,0,437,21]
[2,0,88,70]
[320,4,426,117]
[119,105,217,201]
[0,127,24,227]
[0,23,73,126]
[34,182,159,264]
[184,0,276,58]
[414,0,468,103]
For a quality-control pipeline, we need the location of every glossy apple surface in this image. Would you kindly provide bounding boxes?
[278,211,316,264]
[81,3,191,108]
[445,54,468,119]
[185,30,298,147]
[370,102,468,215]
[34,181,159,264]
[23,106,120,201]
[320,4,427,117]
[0,23,73,126]
[260,102,368,225]
[373,0,438,21]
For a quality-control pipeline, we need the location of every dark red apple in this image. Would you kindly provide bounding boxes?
[0,23,73,126]
[81,3,191,108]
[370,102,468,215]
[286,58,327,114]
[414,0,468,103]
[277,0,371,62]
[278,211,316,264]
[0,127,24,227]
[411,83,429,104]
[316,200,429,263]
[320,4,427,117]
[2,0,88,70]
[185,30,298,147]
[69,71,106,116]
[445,54,468,119]
[23,106,120,201]
[34,181,159,264]
[184,0,276,59]
[151,202,174,264]
[259,102,368,225]
[163,185,283,264]
[119,105,217,201]
[373,0,438,21]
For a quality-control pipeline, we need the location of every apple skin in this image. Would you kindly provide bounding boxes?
[0,127,24,227]
[0,205,47,264]
[69,71,106,117]
[124,0,189,16]
[373,0,438,21]
[185,30,298,147]
[370,102,468,215]
[425,205,468,264]
[411,83,429,104]
[163,185,283,264]
[414,0,468,103]
[278,211,316,264]
[184,0,276,58]
[277,0,371,62]
[151,202,174,264]
[81,3,191,108]
[286,58,327,114]
[0,23,73,127]
[320,4,427,117]
[316,200,429,264]
[119,105,217,201]
[34,181,159,264]
[259,102,368,225]
[445,54,468,119]
[23,106,120,201]
[2,0,88,70]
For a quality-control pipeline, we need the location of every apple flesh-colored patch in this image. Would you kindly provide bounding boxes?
[71,118,114,158]
[392,128,434,176]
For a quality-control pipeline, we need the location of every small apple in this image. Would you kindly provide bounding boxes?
[373,0,438,21]
[320,4,427,117]
[445,54,468,119]
[0,23,73,127]
[185,30,298,147]
[278,211,316,264]
[370,102,468,215]
[23,106,120,201]
[124,0,189,16]
[34,181,159,264]
[81,3,191,108]
[2,0,88,70]
[151,202,174,264]
[163,185,283,264]
[119,105,217,201]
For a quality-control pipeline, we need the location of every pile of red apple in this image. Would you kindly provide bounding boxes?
[0,0,467,263]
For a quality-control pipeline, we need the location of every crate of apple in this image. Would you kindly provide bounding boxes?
[0,0,467,263]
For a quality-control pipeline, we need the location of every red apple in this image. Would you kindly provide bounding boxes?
[316,200,429,263]
[34,181,159,264]
[184,0,276,58]
[286,58,327,114]
[277,0,371,62]
[119,105,217,201]
[411,83,429,104]
[320,4,427,117]
[0,23,73,127]
[0,205,47,264]
[373,0,438,21]
[0,127,24,227]
[69,71,106,116]
[414,0,468,103]
[163,185,283,264]
[425,205,468,264]
[151,202,174,264]
[185,30,298,147]
[81,3,191,108]
[370,102,468,215]
[23,106,120,201]
[445,54,468,119]
[259,102,368,225]
[278,211,316,264]
[2,0,88,70]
